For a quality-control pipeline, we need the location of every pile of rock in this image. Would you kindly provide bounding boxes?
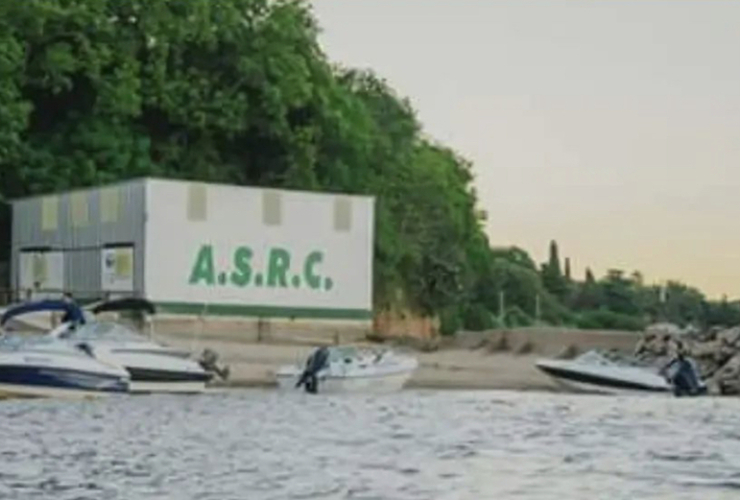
[634,324,740,395]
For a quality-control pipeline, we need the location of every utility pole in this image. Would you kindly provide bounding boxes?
[659,282,667,322]
[498,290,505,324]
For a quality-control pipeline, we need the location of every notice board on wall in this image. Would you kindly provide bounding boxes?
[101,245,134,292]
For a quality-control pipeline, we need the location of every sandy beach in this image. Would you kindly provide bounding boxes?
[2,310,643,392]
[157,327,643,392]
[163,336,557,391]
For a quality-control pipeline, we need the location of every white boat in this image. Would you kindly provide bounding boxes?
[0,301,131,399]
[276,345,418,394]
[47,298,220,394]
[535,350,673,395]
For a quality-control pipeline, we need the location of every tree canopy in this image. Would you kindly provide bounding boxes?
[0,0,735,333]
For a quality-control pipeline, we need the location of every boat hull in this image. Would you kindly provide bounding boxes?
[276,368,415,394]
[536,359,671,395]
[0,364,129,400]
[79,345,214,394]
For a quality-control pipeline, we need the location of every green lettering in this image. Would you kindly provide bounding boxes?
[304,251,323,290]
[267,248,290,288]
[230,247,253,287]
[189,245,215,285]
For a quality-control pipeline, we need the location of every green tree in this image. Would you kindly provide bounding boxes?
[0,0,735,334]
[541,240,567,300]
[490,246,537,271]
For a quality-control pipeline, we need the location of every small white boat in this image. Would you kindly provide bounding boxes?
[48,298,221,395]
[535,350,673,395]
[276,346,418,394]
[51,320,215,394]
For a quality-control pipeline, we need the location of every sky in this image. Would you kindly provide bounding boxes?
[309,0,740,299]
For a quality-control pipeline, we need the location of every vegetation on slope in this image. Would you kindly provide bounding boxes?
[0,0,736,332]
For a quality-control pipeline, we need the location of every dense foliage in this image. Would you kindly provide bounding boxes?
[491,240,740,332]
[0,0,735,332]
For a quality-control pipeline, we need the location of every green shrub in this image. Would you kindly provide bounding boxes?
[576,310,646,331]
[462,303,497,331]
[439,306,463,336]
[505,306,534,327]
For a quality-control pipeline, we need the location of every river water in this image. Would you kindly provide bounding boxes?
[1,389,739,499]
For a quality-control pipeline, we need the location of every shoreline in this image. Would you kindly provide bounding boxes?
[159,334,563,392]
[1,318,642,393]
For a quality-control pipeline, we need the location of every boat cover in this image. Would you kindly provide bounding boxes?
[0,300,86,327]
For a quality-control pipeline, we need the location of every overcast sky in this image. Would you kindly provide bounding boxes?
[310,0,740,298]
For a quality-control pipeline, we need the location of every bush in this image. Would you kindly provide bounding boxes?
[576,310,646,331]
[505,306,534,327]
[462,303,497,331]
[439,306,463,336]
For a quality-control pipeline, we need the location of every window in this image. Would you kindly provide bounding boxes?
[70,192,89,227]
[334,197,352,232]
[187,183,208,221]
[41,197,58,231]
[100,187,120,223]
[262,190,282,226]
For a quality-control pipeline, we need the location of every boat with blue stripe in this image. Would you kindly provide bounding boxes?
[0,300,130,399]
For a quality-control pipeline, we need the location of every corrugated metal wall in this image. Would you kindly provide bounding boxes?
[10,180,147,301]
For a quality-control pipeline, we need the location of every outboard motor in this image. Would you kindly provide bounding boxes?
[198,348,230,381]
[296,347,330,394]
[666,355,707,397]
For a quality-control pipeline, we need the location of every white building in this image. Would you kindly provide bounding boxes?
[10,179,375,332]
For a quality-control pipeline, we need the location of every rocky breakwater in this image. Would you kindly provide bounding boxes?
[635,325,740,395]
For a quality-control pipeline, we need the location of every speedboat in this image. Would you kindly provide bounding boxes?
[0,301,130,399]
[535,349,706,396]
[48,298,222,394]
[536,350,672,395]
[276,345,418,394]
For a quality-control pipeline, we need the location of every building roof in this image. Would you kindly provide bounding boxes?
[9,177,375,203]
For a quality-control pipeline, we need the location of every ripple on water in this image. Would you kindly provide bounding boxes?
[2,391,740,499]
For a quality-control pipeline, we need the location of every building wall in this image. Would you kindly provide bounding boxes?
[144,179,375,321]
[10,180,147,300]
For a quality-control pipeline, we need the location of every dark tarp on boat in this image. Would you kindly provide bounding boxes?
[91,298,156,316]
[0,299,86,327]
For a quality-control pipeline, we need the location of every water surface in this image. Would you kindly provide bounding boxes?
[1,390,739,499]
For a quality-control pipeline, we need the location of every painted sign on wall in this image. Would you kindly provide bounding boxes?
[188,246,334,292]
[144,180,374,318]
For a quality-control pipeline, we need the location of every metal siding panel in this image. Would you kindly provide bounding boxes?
[10,180,147,300]
[64,248,101,300]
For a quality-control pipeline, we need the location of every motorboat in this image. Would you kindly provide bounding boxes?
[535,349,706,396]
[276,345,418,394]
[47,298,223,394]
[0,301,130,399]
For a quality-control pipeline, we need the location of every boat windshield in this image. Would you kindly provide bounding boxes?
[0,334,63,351]
[59,321,144,342]
[576,349,655,368]
[327,346,360,362]
[324,346,389,363]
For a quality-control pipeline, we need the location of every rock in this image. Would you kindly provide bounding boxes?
[632,323,740,395]
[710,353,740,395]
[718,327,740,348]
[688,340,722,358]
[645,322,683,336]
[634,332,674,358]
